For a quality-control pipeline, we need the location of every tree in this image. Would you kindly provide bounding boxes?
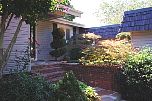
[0,0,70,77]
[96,0,152,24]
[50,28,66,60]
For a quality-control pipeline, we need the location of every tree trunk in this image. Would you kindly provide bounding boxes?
[0,14,8,78]
[0,48,3,78]
[0,15,7,48]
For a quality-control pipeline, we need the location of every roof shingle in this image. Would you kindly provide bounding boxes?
[121,7,152,32]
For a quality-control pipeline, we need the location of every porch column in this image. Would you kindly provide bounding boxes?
[73,27,76,44]
[0,48,3,77]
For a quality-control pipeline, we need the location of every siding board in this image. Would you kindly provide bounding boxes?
[3,16,30,72]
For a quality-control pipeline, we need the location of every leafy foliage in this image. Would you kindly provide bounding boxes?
[50,28,66,59]
[52,71,101,101]
[80,40,133,66]
[96,0,152,24]
[79,81,101,101]
[69,47,84,60]
[68,33,101,48]
[64,14,75,21]
[53,71,87,101]
[116,32,131,41]
[1,0,56,25]
[0,72,52,101]
[14,46,30,72]
[0,71,101,101]
[118,48,152,101]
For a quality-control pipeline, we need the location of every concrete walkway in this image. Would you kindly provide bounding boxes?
[95,87,122,101]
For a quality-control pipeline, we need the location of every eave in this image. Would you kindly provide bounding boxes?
[50,18,84,28]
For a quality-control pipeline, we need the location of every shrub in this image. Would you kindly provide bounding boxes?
[50,28,66,60]
[118,48,152,101]
[116,32,131,41]
[69,33,101,46]
[0,71,101,101]
[52,71,101,101]
[0,72,53,101]
[80,40,133,66]
[79,81,101,101]
[69,47,84,60]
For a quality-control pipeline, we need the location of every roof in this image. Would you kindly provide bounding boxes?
[121,7,152,32]
[88,24,120,39]
[58,4,83,17]
[50,18,84,27]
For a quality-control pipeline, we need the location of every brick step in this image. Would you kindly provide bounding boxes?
[32,64,65,83]
[32,64,63,70]
[44,71,65,78]
[32,67,64,74]
[48,76,64,83]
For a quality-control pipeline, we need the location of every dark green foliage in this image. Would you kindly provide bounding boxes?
[64,14,75,21]
[52,71,101,101]
[117,48,152,101]
[50,47,66,59]
[0,72,53,101]
[52,71,88,101]
[1,0,55,25]
[0,71,100,101]
[79,81,101,101]
[52,28,65,40]
[69,47,84,60]
[50,28,66,59]
[51,39,66,49]
[116,32,131,41]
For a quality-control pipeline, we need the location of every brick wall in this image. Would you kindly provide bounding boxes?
[61,64,121,91]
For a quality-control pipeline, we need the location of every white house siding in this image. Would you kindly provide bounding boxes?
[3,17,30,73]
[131,31,152,48]
[36,20,54,61]
[36,20,81,61]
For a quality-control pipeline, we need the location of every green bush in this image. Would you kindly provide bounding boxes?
[118,48,152,101]
[116,32,131,41]
[50,28,66,60]
[0,72,53,101]
[69,47,84,60]
[80,40,133,66]
[0,71,101,101]
[79,81,101,101]
[52,71,101,101]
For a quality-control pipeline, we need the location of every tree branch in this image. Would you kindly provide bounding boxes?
[5,13,14,32]
[3,19,24,67]
[0,14,8,48]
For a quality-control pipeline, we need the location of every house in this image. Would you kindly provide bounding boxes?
[87,24,120,39]
[35,17,84,61]
[121,7,152,48]
[2,5,84,73]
